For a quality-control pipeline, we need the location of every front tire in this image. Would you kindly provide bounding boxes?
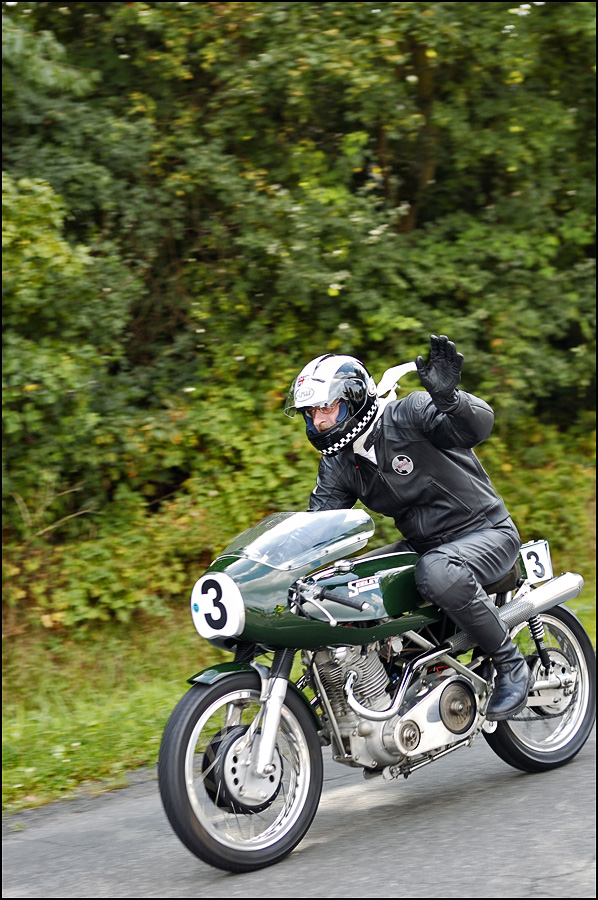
[158,672,323,873]
[484,605,596,772]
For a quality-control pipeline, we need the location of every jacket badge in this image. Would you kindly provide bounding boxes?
[392,455,414,475]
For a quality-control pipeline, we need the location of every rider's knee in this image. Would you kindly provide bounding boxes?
[414,548,474,609]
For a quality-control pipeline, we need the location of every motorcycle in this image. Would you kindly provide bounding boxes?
[158,508,596,873]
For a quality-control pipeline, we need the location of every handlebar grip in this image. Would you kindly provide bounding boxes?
[318,587,370,612]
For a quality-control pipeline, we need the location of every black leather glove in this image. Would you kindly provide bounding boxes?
[415,334,464,411]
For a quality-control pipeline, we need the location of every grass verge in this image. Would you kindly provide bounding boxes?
[2,607,228,813]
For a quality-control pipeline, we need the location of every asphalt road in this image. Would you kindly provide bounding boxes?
[2,726,595,899]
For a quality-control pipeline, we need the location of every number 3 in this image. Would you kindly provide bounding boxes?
[526,550,545,580]
[190,572,246,639]
[201,579,228,630]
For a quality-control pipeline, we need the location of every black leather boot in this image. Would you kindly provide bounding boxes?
[486,637,532,721]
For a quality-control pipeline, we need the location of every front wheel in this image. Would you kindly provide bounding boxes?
[158,672,323,873]
[484,605,596,772]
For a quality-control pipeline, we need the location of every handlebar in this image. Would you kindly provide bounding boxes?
[315,586,371,612]
[288,579,371,623]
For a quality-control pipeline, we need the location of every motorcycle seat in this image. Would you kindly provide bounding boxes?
[483,561,522,596]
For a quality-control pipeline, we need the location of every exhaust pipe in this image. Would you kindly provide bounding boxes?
[498,572,584,629]
[447,572,585,655]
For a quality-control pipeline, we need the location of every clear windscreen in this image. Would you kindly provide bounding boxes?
[216,509,375,571]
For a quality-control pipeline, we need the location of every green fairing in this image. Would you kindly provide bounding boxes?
[205,551,442,651]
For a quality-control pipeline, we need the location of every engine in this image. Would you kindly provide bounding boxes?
[313,644,479,771]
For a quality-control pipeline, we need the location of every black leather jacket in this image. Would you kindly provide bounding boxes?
[308,390,510,554]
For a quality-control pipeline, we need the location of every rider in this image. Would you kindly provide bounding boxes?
[284,335,532,721]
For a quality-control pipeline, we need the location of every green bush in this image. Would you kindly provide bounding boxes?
[2,2,595,629]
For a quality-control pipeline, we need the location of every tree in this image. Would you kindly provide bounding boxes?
[2,2,594,625]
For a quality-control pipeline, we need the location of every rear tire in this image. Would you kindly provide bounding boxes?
[158,672,323,872]
[484,605,596,772]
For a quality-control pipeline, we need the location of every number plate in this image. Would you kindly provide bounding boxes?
[520,540,553,584]
[190,573,246,639]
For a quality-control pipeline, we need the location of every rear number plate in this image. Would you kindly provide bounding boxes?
[520,540,553,584]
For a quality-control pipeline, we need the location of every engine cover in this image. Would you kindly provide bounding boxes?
[378,674,478,760]
[314,649,480,770]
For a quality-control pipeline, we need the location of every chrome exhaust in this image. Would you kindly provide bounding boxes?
[447,572,585,655]
[500,572,584,629]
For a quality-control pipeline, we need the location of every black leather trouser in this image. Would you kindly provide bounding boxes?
[364,518,521,655]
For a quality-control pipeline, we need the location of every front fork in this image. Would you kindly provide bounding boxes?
[232,648,295,777]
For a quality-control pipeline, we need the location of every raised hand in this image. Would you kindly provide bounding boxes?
[415,334,463,411]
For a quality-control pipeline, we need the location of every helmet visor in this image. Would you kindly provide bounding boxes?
[284,371,366,418]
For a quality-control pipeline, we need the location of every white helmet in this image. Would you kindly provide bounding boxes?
[284,354,378,456]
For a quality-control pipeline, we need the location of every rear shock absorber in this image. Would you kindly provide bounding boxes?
[528,614,552,672]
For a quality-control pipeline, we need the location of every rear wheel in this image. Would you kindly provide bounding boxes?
[484,605,596,772]
[158,672,323,872]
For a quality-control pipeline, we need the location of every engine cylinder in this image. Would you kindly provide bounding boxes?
[314,647,390,719]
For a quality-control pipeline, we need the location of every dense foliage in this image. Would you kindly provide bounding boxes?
[2,1,595,629]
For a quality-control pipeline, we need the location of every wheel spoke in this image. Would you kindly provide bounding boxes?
[183,688,314,852]
[483,607,595,772]
[506,612,592,752]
